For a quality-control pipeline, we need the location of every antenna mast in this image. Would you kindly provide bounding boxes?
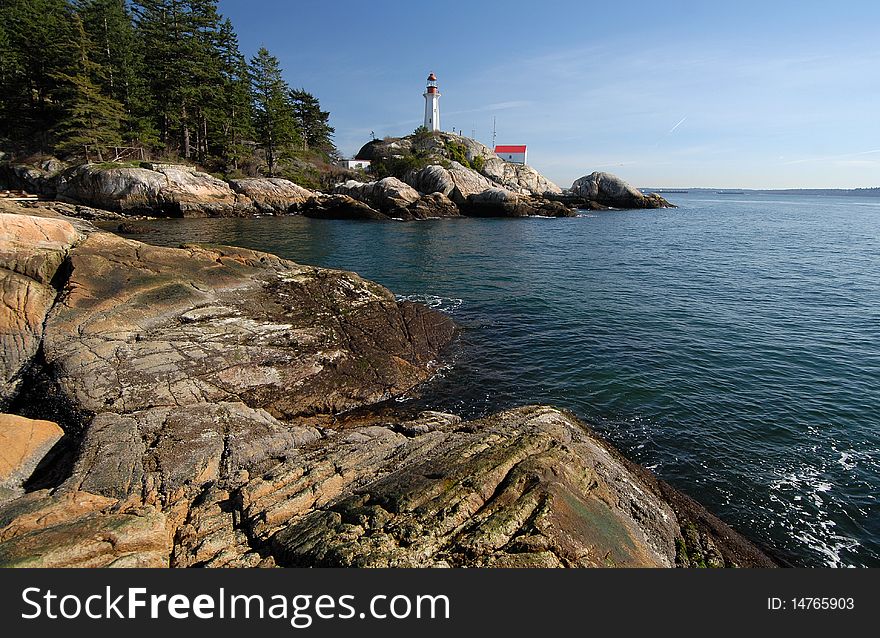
[492,117,497,148]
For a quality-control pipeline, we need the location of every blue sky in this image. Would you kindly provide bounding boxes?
[218,0,880,189]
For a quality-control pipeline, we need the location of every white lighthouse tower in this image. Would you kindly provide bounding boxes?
[423,72,441,132]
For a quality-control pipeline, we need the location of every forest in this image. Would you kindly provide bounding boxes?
[0,0,338,185]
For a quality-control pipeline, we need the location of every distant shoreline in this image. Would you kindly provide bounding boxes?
[641,187,880,197]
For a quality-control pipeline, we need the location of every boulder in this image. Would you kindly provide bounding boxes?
[39,158,66,174]
[0,490,170,567]
[332,177,460,220]
[299,194,388,220]
[406,192,460,219]
[0,414,64,503]
[404,164,455,196]
[54,163,253,217]
[406,163,572,217]
[229,178,316,214]
[0,164,50,195]
[445,161,497,204]
[463,187,530,217]
[0,212,80,286]
[480,157,563,196]
[0,213,82,403]
[40,231,456,418]
[571,171,673,209]
[333,177,420,214]
[263,406,765,567]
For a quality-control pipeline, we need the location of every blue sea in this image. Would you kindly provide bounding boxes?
[124,192,880,567]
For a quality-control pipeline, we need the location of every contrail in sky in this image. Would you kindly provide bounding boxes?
[669,116,687,134]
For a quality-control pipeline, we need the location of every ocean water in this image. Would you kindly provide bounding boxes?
[120,192,880,567]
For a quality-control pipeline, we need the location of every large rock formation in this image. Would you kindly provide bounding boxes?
[267,405,682,567]
[403,164,456,197]
[480,157,563,197]
[1,163,288,218]
[463,187,575,218]
[402,163,571,217]
[229,178,316,214]
[40,228,455,420]
[0,205,774,568]
[330,177,459,220]
[299,194,389,220]
[0,489,170,567]
[571,172,673,209]
[53,163,253,217]
[1,138,674,220]
[0,206,458,566]
[358,132,562,199]
[0,213,82,402]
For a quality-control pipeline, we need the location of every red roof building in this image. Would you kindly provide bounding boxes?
[494,145,528,165]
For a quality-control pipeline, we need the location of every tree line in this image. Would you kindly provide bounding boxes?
[0,0,336,177]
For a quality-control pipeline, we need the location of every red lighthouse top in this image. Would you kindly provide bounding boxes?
[426,72,439,94]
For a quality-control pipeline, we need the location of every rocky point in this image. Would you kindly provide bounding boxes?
[0,203,771,568]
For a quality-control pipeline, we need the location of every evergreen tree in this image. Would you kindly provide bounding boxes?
[249,47,298,176]
[185,0,225,163]
[215,18,254,171]
[0,0,74,152]
[130,0,184,153]
[52,14,125,158]
[288,89,334,153]
[76,0,156,146]
[0,0,335,172]
[0,20,25,145]
[131,0,229,161]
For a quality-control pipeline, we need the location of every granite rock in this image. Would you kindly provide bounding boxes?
[0,414,64,503]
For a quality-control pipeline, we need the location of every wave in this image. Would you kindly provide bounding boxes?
[396,293,464,314]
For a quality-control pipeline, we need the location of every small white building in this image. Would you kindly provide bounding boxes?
[338,159,371,170]
[495,145,528,165]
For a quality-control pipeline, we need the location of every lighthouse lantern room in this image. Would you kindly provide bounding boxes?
[423,72,441,132]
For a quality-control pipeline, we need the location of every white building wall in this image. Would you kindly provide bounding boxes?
[500,152,527,164]
[339,160,371,170]
[424,93,441,132]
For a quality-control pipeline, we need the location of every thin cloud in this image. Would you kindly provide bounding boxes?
[782,149,880,165]
[669,116,688,134]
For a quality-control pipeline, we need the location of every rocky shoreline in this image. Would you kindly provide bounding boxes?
[0,202,775,568]
[1,133,672,221]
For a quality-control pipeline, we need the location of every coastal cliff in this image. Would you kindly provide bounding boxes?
[0,203,772,568]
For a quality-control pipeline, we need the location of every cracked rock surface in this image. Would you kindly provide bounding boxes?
[0,205,773,568]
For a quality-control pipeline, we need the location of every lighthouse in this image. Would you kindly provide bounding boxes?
[423,72,441,132]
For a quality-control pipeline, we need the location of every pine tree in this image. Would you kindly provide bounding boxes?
[52,14,125,158]
[0,20,26,145]
[0,0,335,172]
[215,18,254,171]
[288,89,334,153]
[131,0,227,160]
[185,0,224,163]
[131,0,181,153]
[250,47,298,176]
[0,0,74,152]
[76,0,156,147]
